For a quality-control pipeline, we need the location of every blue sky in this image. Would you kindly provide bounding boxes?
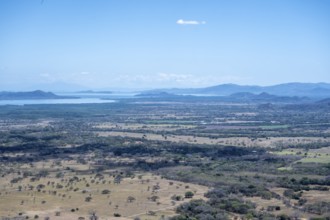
[0,0,329,90]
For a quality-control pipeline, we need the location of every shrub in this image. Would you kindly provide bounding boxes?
[184,191,194,198]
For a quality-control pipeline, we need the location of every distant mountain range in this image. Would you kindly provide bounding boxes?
[146,82,330,98]
[135,91,310,103]
[0,90,77,100]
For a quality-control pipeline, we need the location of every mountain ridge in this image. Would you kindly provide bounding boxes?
[144,82,330,98]
[0,90,78,100]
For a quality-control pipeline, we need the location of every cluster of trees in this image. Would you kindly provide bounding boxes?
[278,177,330,192]
[170,189,258,220]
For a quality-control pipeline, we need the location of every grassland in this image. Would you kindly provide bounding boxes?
[274,146,330,166]
[0,162,208,220]
[0,99,329,219]
[97,130,329,148]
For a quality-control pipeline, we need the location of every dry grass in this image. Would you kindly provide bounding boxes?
[301,189,330,204]
[0,171,208,220]
[246,197,296,215]
[93,122,196,132]
[97,131,329,148]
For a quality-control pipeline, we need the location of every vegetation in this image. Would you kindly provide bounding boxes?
[0,97,329,219]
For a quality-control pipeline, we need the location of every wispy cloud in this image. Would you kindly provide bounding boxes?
[176,19,206,25]
[112,72,247,89]
[36,72,248,89]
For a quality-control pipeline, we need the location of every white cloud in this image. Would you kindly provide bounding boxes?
[176,19,206,25]
[35,71,249,90]
[111,72,249,88]
[157,73,192,82]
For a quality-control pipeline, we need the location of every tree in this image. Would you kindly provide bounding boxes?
[101,189,111,194]
[85,196,92,202]
[185,191,194,198]
[171,194,182,201]
[127,196,136,203]
[149,195,159,202]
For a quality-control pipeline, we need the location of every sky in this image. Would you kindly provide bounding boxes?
[0,0,329,91]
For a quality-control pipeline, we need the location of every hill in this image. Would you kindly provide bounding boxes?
[135,91,178,98]
[133,92,309,104]
[0,90,77,100]
[145,82,330,98]
[228,92,309,103]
